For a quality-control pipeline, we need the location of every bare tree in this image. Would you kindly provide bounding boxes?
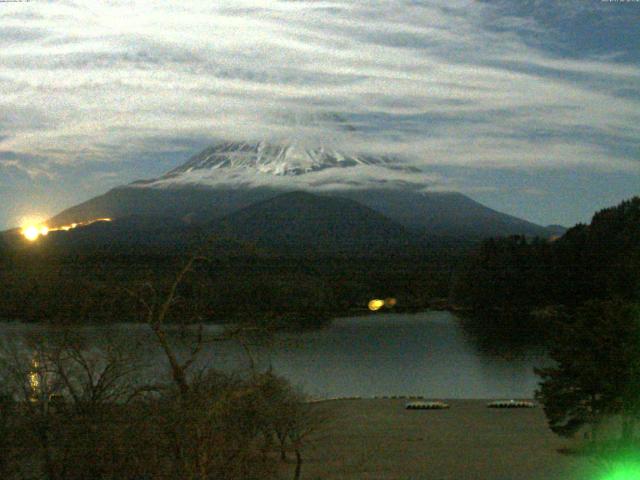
[252,371,327,480]
[0,327,152,480]
[131,255,280,479]
[285,395,326,480]
[0,331,66,480]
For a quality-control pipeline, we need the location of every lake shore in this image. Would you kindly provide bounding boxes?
[285,398,597,480]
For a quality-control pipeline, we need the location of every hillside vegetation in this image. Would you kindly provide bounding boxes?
[453,196,640,349]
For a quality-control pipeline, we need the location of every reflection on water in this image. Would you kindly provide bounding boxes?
[0,312,547,399]
[29,356,41,395]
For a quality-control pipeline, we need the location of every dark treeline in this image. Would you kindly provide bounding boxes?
[453,196,640,349]
[0,233,470,328]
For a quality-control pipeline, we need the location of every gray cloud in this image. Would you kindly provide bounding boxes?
[0,0,639,211]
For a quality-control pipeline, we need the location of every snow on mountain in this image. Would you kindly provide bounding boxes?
[168,141,383,175]
[137,141,433,191]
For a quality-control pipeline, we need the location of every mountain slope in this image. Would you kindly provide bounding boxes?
[338,189,550,239]
[48,141,555,240]
[48,186,278,227]
[212,191,413,252]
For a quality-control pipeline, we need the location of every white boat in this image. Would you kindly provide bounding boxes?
[487,400,535,409]
[405,401,450,410]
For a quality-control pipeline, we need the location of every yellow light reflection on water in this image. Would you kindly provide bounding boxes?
[29,358,40,393]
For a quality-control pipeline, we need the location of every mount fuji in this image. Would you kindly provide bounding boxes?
[48,141,556,241]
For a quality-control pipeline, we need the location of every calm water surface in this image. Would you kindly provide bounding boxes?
[0,311,546,399]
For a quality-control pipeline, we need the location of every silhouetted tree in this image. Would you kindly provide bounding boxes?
[535,300,640,442]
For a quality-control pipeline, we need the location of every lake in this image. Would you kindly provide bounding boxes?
[0,311,546,399]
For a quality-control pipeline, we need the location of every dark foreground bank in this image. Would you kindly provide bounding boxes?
[285,399,598,480]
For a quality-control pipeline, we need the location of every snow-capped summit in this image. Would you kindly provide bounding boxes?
[141,141,424,190]
[165,141,388,177]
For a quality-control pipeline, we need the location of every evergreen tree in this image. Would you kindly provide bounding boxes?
[535,300,640,441]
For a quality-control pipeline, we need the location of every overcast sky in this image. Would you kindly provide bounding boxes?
[1,0,639,229]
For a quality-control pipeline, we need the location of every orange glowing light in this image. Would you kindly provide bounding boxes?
[20,218,112,242]
[384,298,397,308]
[368,299,385,311]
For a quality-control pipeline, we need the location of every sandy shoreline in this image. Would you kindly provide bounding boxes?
[283,399,597,480]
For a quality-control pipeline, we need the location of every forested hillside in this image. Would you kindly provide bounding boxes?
[0,237,466,327]
[453,197,640,347]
